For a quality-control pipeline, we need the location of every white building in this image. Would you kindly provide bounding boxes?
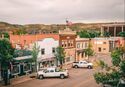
[35,37,59,69]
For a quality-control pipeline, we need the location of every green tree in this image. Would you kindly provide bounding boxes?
[94,47,125,87]
[103,31,111,37]
[3,32,10,39]
[31,43,40,72]
[77,30,100,38]
[0,39,14,85]
[55,46,65,67]
[84,42,94,61]
[118,32,125,37]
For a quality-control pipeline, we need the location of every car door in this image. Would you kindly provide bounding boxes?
[44,70,51,77]
[49,70,56,77]
[83,61,88,67]
[79,62,84,67]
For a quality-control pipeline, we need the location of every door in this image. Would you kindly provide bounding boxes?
[43,70,51,77]
[79,62,84,67]
[82,61,88,67]
[20,64,24,75]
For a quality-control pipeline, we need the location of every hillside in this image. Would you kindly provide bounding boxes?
[0,22,124,34]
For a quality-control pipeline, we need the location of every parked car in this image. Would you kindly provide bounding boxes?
[37,67,69,79]
[72,61,93,69]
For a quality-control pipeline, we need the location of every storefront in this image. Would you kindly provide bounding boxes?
[12,56,32,76]
[38,57,56,69]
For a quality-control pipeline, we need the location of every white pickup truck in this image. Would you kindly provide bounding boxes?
[72,61,93,69]
[37,67,69,79]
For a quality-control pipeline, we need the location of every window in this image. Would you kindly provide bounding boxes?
[103,48,106,50]
[77,43,80,48]
[68,43,70,47]
[52,48,55,53]
[82,53,84,58]
[41,48,45,55]
[50,70,54,72]
[85,42,88,48]
[82,43,84,48]
[98,47,101,52]
[103,42,106,44]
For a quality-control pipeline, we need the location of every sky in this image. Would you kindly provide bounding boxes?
[0,0,124,24]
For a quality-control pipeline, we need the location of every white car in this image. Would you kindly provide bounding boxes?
[72,61,93,69]
[37,67,69,79]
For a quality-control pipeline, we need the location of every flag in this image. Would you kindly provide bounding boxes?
[66,19,72,26]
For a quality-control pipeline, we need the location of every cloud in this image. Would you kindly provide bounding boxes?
[0,0,124,24]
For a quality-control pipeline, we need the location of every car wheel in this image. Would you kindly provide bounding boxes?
[75,65,78,68]
[60,74,65,79]
[88,65,92,69]
[39,75,44,79]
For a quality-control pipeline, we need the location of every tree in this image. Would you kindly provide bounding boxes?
[31,43,40,72]
[55,46,65,67]
[84,42,94,61]
[118,32,125,37]
[103,31,111,37]
[94,47,125,87]
[0,39,14,85]
[3,32,10,39]
[77,30,100,38]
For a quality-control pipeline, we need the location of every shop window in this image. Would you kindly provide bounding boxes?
[41,48,45,55]
[24,63,31,72]
[12,65,20,74]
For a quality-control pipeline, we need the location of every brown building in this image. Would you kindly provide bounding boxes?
[101,23,125,36]
[59,28,76,64]
[76,36,89,61]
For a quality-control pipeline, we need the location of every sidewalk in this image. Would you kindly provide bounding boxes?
[0,64,73,87]
[62,63,72,70]
[11,74,35,86]
[0,73,36,87]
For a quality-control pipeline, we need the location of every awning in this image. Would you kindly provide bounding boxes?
[37,57,55,62]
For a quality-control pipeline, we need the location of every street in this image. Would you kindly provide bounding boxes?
[12,68,99,87]
[10,54,111,87]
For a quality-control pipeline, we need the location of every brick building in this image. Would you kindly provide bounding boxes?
[59,28,76,64]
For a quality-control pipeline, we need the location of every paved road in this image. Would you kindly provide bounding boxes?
[13,68,100,87]
[11,54,111,87]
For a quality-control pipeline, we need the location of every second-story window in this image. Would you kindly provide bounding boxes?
[52,48,55,53]
[41,48,45,55]
[77,43,80,48]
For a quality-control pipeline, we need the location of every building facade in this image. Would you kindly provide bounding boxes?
[76,36,89,61]
[92,37,125,54]
[59,28,76,64]
[35,37,59,69]
[101,23,125,37]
